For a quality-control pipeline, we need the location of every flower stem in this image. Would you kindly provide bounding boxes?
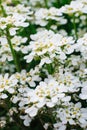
[6,27,20,72]
[44,0,48,8]
[0,0,7,17]
[57,0,61,8]
[73,14,78,40]
[86,15,87,32]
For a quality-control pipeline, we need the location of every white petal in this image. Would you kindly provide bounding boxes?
[25,106,38,117]
[1,94,8,99]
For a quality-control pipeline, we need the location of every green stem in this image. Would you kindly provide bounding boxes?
[57,0,61,8]
[73,14,78,40]
[0,0,7,17]
[6,27,20,72]
[86,14,87,32]
[44,0,48,8]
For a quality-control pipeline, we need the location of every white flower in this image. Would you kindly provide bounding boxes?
[35,7,67,26]
[0,73,18,94]
[56,102,82,126]
[34,79,66,108]
[79,108,87,127]
[0,13,29,30]
[79,86,87,100]
[53,68,81,93]
[53,123,66,130]
[0,93,8,99]
[20,115,32,126]
[11,36,27,51]
[76,33,87,59]
[11,96,20,104]
[0,119,6,128]
[39,57,52,67]
[61,0,84,15]
[24,30,74,67]
[9,28,18,36]
[25,106,38,117]
[15,67,41,87]
[0,36,13,62]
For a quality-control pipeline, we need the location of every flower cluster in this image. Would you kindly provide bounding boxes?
[34,7,67,26]
[61,0,87,15]
[0,0,87,130]
[24,30,75,67]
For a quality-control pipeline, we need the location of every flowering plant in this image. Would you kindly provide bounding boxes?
[0,0,87,130]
